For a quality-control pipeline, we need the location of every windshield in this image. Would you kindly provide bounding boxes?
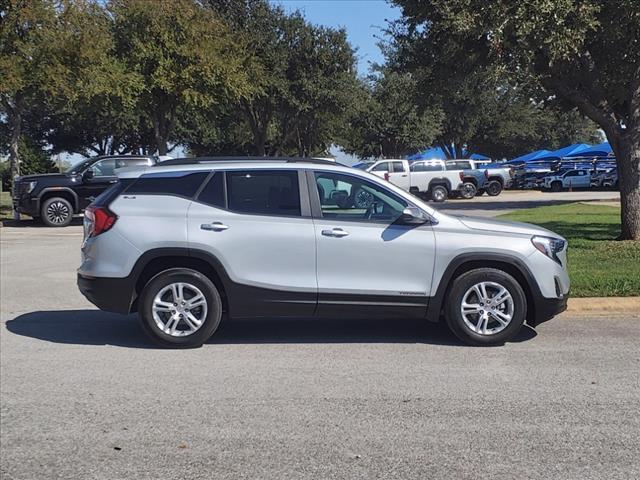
[352,162,373,170]
[66,158,93,174]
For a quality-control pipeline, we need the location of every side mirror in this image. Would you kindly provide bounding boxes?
[400,207,430,225]
[82,169,94,181]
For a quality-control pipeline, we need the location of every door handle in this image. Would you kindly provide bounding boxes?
[322,228,349,238]
[201,222,229,232]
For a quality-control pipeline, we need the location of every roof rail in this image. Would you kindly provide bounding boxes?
[156,156,337,166]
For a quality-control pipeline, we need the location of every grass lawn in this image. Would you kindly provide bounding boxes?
[499,202,640,297]
[0,191,12,221]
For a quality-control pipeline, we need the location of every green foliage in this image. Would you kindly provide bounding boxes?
[392,0,640,238]
[340,70,442,159]
[500,203,640,296]
[108,0,251,155]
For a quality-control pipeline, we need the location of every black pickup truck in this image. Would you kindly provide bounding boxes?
[12,155,156,227]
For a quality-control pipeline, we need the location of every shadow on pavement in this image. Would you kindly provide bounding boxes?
[1,217,83,228]
[5,310,537,348]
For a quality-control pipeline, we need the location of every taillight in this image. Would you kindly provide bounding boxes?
[484,169,489,178]
[85,205,117,237]
[384,172,390,181]
[459,172,464,181]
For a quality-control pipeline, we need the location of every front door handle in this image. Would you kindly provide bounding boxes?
[322,227,349,238]
[201,222,229,232]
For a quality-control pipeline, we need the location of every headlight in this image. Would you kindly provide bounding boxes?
[531,235,566,265]
[27,181,37,193]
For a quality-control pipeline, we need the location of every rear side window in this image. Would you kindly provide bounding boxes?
[92,179,135,207]
[226,170,300,216]
[391,161,405,173]
[197,172,225,208]
[126,172,208,198]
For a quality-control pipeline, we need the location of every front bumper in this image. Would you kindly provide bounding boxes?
[77,273,136,314]
[12,196,39,217]
[530,294,568,326]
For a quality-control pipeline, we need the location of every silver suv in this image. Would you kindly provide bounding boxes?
[78,157,569,347]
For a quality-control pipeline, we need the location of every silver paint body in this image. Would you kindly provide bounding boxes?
[79,161,569,302]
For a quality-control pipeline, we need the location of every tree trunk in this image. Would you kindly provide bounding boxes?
[8,103,22,180]
[610,132,640,240]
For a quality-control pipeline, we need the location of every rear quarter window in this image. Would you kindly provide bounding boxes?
[126,172,209,198]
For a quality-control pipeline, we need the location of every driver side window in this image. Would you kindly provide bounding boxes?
[314,172,408,223]
[89,159,116,177]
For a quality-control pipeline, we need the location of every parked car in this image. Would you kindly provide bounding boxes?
[542,169,591,191]
[443,161,488,199]
[365,159,465,202]
[445,159,514,196]
[12,155,157,227]
[78,157,569,348]
[591,168,618,188]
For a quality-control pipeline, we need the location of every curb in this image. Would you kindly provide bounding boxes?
[566,297,640,315]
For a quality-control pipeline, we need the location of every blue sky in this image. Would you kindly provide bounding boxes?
[270,0,401,75]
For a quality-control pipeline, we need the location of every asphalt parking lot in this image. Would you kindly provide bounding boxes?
[1,190,638,480]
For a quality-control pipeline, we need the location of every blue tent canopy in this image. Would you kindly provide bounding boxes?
[565,142,613,158]
[407,147,491,161]
[407,147,448,161]
[535,143,591,161]
[508,150,552,163]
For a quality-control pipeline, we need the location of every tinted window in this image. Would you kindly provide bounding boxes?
[197,172,225,208]
[315,172,407,223]
[391,161,405,173]
[89,159,117,177]
[446,161,472,170]
[227,170,300,216]
[115,158,152,169]
[127,172,208,198]
[411,162,442,172]
[372,162,390,172]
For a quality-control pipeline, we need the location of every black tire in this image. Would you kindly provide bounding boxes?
[486,180,503,196]
[459,182,477,199]
[40,197,73,227]
[445,268,527,346]
[138,268,223,348]
[550,181,562,192]
[431,185,448,202]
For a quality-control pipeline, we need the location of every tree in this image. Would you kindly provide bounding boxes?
[340,70,442,159]
[392,0,640,239]
[108,0,251,155]
[0,0,58,179]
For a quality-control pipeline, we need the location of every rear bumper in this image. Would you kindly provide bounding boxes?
[77,273,135,314]
[530,294,568,326]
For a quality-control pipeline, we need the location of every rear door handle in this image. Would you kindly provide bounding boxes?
[322,228,349,238]
[201,222,229,232]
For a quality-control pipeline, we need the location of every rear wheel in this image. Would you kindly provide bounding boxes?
[445,268,526,346]
[550,181,562,192]
[486,180,503,196]
[139,268,222,348]
[431,185,448,202]
[40,197,73,227]
[459,182,477,199]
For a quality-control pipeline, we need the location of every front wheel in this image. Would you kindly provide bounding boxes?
[138,268,222,348]
[41,197,73,227]
[445,268,526,346]
[550,181,562,192]
[486,181,503,196]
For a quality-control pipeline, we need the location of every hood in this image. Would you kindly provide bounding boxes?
[16,173,69,182]
[456,215,559,238]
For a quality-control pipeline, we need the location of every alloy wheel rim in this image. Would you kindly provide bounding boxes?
[460,281,514,335]
[46,201,70,224]
[152,282,208,337]
[434,189,445,201]
[461,184,476,198]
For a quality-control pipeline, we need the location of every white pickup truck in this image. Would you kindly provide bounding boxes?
[362,159,465,202]
[444,159,514,196]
